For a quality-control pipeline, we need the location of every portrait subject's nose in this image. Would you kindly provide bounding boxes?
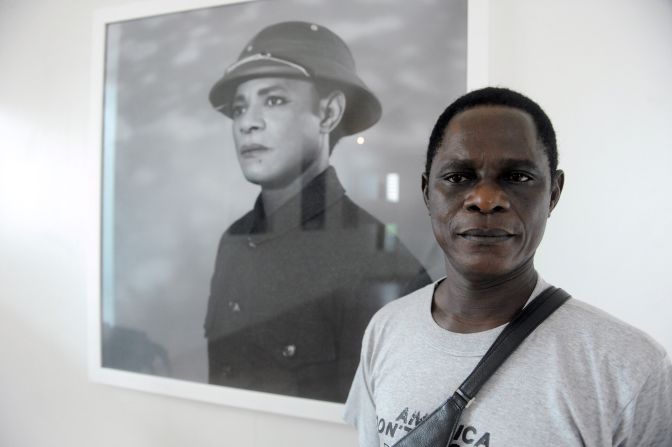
[464,180,510,214]
[238,102,265,134]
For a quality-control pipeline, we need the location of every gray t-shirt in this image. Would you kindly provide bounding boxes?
[344,277,672,447]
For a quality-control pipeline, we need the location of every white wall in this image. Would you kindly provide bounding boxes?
[1,0,670,446]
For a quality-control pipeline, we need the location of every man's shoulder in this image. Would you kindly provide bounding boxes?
[549,296,668,368]
[559,298,663,345]
[377,281,434,313]
[338,194,385,226]
[223,210,256,235]
[364,282,435,341]
[212,211,256,254]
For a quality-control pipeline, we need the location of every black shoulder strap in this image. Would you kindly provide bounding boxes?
[393,286,571,447]
[454,286,571,407]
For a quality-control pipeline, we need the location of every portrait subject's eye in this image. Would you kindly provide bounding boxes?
[265,96,287,107]
[231,103,246,118]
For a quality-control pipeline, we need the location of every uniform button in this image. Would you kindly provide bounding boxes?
[228,301,241,312]
[247,237,256,248]
[281,344,296,358]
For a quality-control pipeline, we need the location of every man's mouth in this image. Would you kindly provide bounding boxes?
[239,144,271,158]
[457,228,515,242]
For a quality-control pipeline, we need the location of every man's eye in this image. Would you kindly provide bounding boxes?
[506,172,533,183]
[444,173,473,184]
[265,96,287,107]
[231,104,246,117]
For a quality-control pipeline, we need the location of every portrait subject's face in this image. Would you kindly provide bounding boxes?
[230,77,326,188]
[423,106,562,280]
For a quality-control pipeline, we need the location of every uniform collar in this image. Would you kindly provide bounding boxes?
[248,166,346,238]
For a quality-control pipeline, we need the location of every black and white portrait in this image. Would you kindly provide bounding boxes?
[98,0,469,410]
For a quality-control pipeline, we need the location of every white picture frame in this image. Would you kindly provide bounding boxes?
[87,0,489,423]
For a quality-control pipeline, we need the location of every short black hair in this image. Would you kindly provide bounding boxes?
[425,87,558,179]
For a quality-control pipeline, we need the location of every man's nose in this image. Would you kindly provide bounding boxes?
[464,180,510,214]
[237,103,265,134]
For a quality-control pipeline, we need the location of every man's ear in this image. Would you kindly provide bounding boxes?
[549,169,565,215]
[422,173,430,210]
[319,90,346,133]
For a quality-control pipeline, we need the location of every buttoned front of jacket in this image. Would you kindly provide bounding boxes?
[205,167,430,402]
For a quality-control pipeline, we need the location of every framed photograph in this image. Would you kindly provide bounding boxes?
[88,0,488,422]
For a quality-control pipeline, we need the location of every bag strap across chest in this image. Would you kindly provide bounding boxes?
[393,286,572,447]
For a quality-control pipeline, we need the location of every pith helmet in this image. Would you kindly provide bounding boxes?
[209,21,382,135]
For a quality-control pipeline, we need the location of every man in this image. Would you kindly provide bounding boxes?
[204,21,430,403]
[345,87,672,445]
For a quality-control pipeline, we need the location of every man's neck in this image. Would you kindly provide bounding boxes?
[260,164,329,217]
[431,261,538,334]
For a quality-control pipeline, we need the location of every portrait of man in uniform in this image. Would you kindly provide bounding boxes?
[97,0,468,417]
[203,21,431,403]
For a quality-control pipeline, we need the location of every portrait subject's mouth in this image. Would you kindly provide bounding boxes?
[457,228,515,242]
[239,144,271,158]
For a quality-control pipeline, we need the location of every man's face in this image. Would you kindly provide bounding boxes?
[423,106,563,281]
[230,77,325,188]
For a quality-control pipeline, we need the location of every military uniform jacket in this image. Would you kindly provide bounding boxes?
[204,167,430,402]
